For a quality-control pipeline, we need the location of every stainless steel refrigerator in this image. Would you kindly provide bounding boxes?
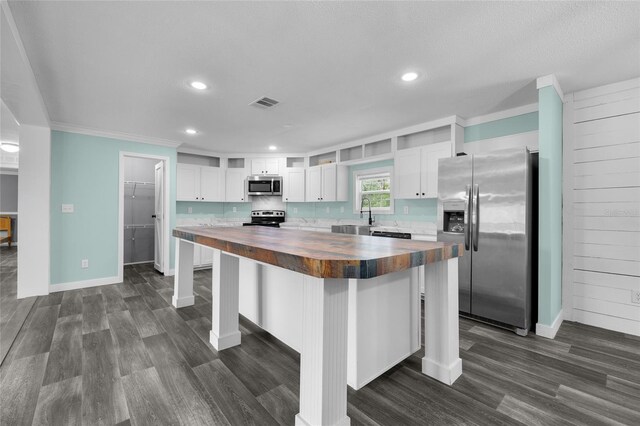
[437,148,535,335]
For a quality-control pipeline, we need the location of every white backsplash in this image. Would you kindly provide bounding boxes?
[251,196,285,211]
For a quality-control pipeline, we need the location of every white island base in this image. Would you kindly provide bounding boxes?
[173,238,462,426]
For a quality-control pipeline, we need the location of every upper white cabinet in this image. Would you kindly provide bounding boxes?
[251,158,280,175]
[395,141,452,199]
[177,164,223,202]
[306,163,348,202]
[283,168,305,202]
[225,168,248,202]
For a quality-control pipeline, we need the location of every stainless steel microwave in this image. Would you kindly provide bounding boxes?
[247,175,282,196]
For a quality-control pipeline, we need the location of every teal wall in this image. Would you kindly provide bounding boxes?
[464,112,538,143]
[537,87,563,325]
[285,160,438,223]
[50,131,177,285]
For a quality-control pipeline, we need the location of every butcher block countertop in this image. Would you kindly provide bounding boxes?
[174,226,463,279]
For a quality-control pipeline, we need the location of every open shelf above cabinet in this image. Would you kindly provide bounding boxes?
[309,151,336,167]
[177,153,221,167]
[397,125,451,151]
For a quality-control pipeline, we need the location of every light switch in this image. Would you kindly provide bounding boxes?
[404,206,409,214]
[62,204,74,213]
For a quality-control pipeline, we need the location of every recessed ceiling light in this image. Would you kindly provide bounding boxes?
[185,128,197,135]
[0,143,19,153]
[268,145,277,151]
[190,81,207,90]
[401,72,418,82]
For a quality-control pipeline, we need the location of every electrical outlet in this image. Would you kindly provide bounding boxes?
[325,207,330,214]
[81,259,89,269]
[632,290,640,304]
[340,206,345,213]
[187,207,193,214]
[233,207,237,212]
[294,207,298,214]
[61,204,74,213]
[404,206,409,214]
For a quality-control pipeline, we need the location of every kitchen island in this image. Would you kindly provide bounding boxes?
[173,226,463,426]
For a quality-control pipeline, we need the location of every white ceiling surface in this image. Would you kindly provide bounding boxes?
[1,101,20,145]
[7,1,640,154]
[1,4,49,128]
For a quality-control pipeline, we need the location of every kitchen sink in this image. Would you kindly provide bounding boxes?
[331,224,373,235]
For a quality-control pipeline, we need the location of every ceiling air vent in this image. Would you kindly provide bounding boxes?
[250,96,280,109]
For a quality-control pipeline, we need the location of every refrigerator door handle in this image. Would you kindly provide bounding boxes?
[473,184,479,251]
[464,184,471,250]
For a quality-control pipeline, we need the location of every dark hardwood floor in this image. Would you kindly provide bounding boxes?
[1,259,639,425]
[0,246,36,364]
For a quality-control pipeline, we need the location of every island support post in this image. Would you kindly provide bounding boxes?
[422,257,462,385]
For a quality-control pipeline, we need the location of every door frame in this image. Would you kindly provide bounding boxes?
[118,152,171,280]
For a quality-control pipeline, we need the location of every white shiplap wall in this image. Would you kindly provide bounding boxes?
[567,78,640,336]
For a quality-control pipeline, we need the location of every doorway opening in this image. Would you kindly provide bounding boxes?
[119,152,170,279]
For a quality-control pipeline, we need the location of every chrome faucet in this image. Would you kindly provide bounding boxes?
[360,197,374,225]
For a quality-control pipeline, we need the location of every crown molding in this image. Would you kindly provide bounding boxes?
[50,122,183,148]
[537,74,565,102]
[462,103,539,127]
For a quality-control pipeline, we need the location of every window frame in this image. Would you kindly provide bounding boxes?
[352,166,394,215]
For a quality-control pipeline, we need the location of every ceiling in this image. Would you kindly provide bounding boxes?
[6,1,640,154]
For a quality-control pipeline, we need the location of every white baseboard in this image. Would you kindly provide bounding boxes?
[49,275,121,293]
[536,310,563,339]
[0,242,17,247]
[165,269,175,277]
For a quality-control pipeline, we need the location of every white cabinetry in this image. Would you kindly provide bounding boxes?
[193,245,213,268]
[305,164,348,202]
[177,164,223,202]
[225,168,248,202]
[251,158,280,175]
[283,168,305,202]
[395,141,451,199]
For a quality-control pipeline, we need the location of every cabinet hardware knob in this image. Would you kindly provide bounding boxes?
[416,193,419,196]
[422,193,425,196]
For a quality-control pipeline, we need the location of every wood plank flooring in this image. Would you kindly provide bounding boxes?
[1,260,639,425]
[0,247,36,364]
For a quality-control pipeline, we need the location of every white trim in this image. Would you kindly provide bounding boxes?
[0,170,19,176]
[0,3,50,125]
[0,212,18,215]
[352,166,394,215]
[460,130,538,155]
[0,242,17,247]
[49,275,120,293]
[51,122,182,148]
[119,152,172,284]
[535,310,563,339]
[537,74,565,102]
[462,103,538,127]
[562,93,575,322]
[306,115,459,157]
[166,268,175,276]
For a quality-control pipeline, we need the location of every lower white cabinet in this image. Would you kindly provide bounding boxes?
[193,245,213,268]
